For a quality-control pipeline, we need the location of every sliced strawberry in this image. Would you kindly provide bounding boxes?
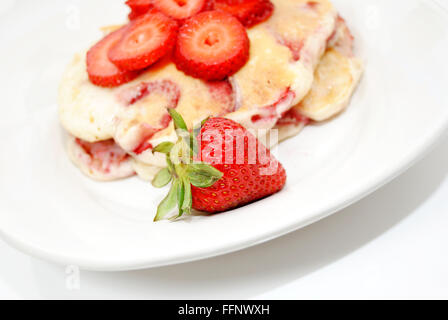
[128,10,145,20]
[153,0,208,20]
[108,12,178,71]
[126,0,153,12]
[174,11,249,81]
[126,0,153,20]
[86,26,140,87]
[210,0,274,28]
[203,0,215,11]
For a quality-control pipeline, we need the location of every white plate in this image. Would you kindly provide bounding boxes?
[1,0,447,271]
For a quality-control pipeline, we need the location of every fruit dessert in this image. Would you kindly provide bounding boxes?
[58,0,363,220]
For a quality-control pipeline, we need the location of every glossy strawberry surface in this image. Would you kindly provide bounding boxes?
[191,117,287,213]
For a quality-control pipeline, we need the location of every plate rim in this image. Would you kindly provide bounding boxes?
[1,121,447,271]
[1,0,448,271]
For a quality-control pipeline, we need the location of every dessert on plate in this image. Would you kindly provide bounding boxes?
[58,0,363,220]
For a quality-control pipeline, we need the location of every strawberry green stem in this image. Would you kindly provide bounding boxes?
[152,109,223,221]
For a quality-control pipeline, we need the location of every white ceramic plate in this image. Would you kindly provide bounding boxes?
[0,0,447,271]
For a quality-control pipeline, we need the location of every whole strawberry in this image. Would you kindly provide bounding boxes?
[152,109,286,221]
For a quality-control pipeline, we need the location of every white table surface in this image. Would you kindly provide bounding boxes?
[1,134,447,300]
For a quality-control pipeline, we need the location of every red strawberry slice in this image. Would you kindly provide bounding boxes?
[126,0,153,13]
[126,0,153,20]
[86,26,140,87]
[153,0,208,20]
[128,10,146,20]
[108,12,178,71]
[210,0,274,28]
[174,11,250,81]
[151,109,287,221]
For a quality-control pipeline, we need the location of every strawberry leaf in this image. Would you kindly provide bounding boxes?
[192,117,208,138]
[201,117,210,127]
[182,178,192,215]
[154,180,179,222]
[187,163,223,188]
[188,163,223,178]
[168,108,188,131]
[152,168,172,188]
[189,175,220,188]
[166,155,175,173]
[152,111,220,221]
[170,141,190,165]
[177,180,185,216]
[191,117,210,155]
[177,128,196,158]
[190,133,199,156]
[153,142,174,155]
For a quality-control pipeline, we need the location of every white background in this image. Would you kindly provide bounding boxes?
[1,134,446,300]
